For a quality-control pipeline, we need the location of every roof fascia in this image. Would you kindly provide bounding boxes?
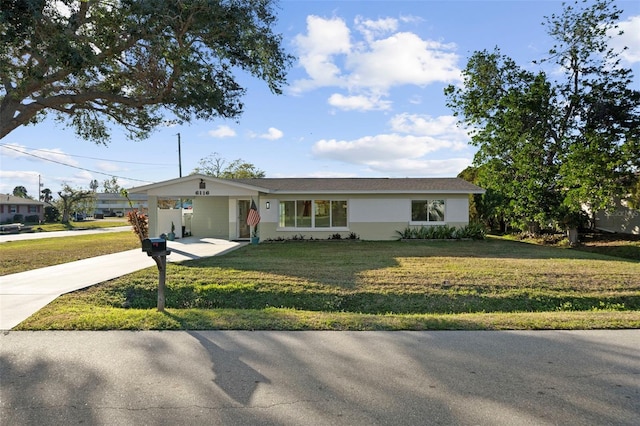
[129,174,271,194]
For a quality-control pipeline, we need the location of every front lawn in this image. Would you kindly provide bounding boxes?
[0,232,140,275]
[17,239,640,330]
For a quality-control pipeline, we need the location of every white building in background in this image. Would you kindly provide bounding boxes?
[93,193,148,217]
[593,198,640,235]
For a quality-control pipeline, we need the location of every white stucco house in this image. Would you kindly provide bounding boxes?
[129,176,485,241]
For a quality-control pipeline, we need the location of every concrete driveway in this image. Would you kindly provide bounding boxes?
[0,237,246,330]
[1,330,638,425]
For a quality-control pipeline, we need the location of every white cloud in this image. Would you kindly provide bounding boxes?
[328,93,392,111]
[389,113,470,148]
[610,15,640,63]
[0,170,40,194]
[312,131,459,164]
[346,32,460,90]
[0,143,79,166]
[96,161,124,172]
[365,157,472,177]
[354,16,398,43]
[257,127,284,140]
[292,15,352,93]
[311,113,472,176]
[207,125,236,138]
[292,15,461,98]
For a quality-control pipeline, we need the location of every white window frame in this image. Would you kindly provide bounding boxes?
[278,199,349,230]
[409,199,446,225]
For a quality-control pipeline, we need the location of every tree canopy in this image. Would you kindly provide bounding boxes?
[56,184,93,222]
[192,152,265,178]
[446,0,640,232]
[12,185,29,198]
[0,0,294,143]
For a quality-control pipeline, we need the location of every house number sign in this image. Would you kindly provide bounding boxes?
[195,190,210,195]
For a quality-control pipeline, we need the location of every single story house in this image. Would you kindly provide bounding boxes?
[129,176,485,241]
[0,194,47,224]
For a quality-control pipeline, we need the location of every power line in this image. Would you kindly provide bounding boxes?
[0,144,155,183]
[0,142,174,166]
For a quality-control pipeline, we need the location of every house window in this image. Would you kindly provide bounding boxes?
[279,200,348,228]
[9,205,17,214]
[411,200,445,222]
[28,205,38,213]
[296,200,312,227]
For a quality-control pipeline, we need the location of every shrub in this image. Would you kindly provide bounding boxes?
[127,210,148,242]
[44,206,60,222]
[454,223,486,240]
[396,224,486,240]
[12,214,24,223]
[24,215,40,224]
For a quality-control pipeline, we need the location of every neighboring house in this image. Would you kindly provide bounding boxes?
[592,198,640,235]
[129,176,485,241]
[93,192,148,217]
[0,194,47,223]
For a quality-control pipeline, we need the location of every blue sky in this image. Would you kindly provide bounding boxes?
[1,0,639,197]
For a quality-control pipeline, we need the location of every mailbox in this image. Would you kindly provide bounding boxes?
[142,238,167,255]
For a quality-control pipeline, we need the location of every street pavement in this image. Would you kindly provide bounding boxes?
[1,330,638,425]
[0,235,246,330]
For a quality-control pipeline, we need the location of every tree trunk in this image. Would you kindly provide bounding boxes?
[567,228,579,246]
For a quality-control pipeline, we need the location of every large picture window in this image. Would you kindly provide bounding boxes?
[279,200,348,228]
[411,200,445,222]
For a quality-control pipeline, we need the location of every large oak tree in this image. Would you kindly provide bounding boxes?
[446,0,640,234]
[0,0,294,143]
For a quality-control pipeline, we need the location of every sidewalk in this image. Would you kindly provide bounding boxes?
[0,237,246,330]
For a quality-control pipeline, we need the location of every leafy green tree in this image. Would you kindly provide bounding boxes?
[193,152,266,178]
[0,0,294,143]
[40,187,53,204]
[12,185,29,198]
[44,205,59,223]
[102,177,122,194]
[446,0,640,235]
[56,184,93,223]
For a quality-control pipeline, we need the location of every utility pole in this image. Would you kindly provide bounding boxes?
[177,133,182,178]
[38,175,43,201]
[177,133,183,211]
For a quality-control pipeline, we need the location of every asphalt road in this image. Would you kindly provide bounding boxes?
[1,330,638,425]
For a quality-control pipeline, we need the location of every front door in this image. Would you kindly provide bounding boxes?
[238,200,251,239]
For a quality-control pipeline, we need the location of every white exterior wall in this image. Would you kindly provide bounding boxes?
[191,197,230,239]
[157,209,183,238]
[257,194,471,241]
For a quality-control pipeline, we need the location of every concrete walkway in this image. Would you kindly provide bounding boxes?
[0,237,247,330]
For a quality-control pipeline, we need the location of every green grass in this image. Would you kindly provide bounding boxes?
[0,232,141,275]
[16,239,640,330]
[31,220,130,232]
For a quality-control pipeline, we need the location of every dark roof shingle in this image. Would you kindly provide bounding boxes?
[230,178,484,193]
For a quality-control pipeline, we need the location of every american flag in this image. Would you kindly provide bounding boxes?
[247,200,261,227]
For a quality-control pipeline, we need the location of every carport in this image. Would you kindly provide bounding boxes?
[129,175,262,240]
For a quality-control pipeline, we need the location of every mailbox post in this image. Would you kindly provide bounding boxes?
[142,238,171,312]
